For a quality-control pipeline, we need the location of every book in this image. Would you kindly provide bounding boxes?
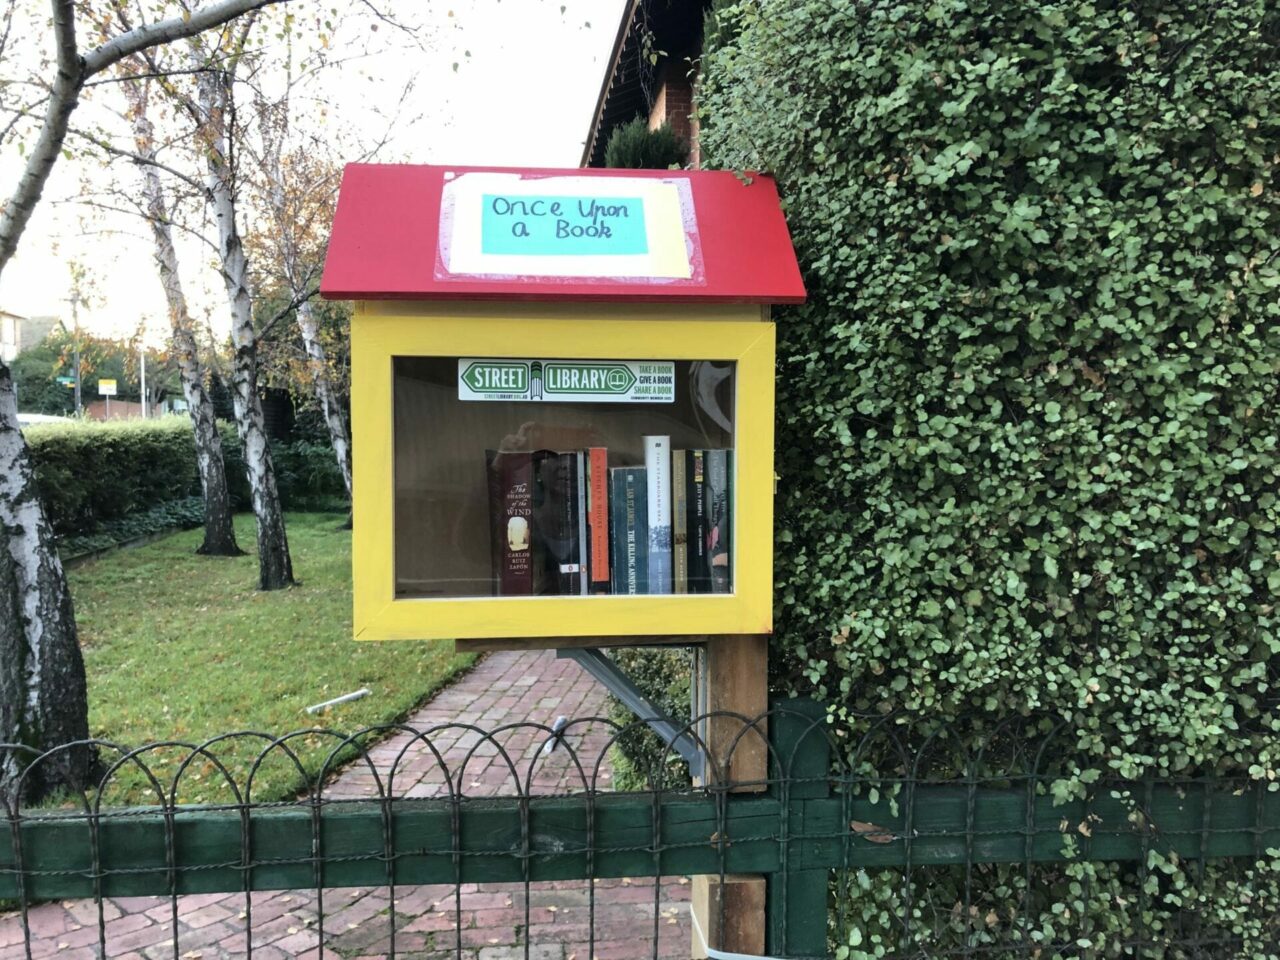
[587,447,610,593]
[672,449,688,594]
[609,466,648,595]
[485,450,534,596]
[705,449,732,594]
[574,450,588,595]
[643,436,672,594]
[686,450,711,593]
[530,450,585,595]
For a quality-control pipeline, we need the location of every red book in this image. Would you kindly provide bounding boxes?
[486,450,533,595]
[587,447,610,593]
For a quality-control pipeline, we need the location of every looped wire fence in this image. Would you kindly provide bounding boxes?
[2,701,1278,959]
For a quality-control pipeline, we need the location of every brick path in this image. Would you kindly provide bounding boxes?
[0,651,693,959]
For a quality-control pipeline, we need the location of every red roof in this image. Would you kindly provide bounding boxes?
[320,164,805,304]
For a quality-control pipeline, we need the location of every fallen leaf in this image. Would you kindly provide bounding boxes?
[850,820,896,844]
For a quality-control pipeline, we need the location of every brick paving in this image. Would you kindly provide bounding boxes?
[0,651,693,959]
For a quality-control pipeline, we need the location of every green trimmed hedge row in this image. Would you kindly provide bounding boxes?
[23,417,347,539]
[700,0,1280,954]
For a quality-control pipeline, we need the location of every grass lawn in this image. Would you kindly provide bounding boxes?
[72,512,475,805]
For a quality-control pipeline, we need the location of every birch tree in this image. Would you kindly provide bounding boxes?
[0,0,290,803]
[123,75,242,557]
[192,25,293,589]
[241,17,418,508]
[256,127,351,503]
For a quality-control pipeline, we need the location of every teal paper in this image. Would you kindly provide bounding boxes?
[481,194,649,256]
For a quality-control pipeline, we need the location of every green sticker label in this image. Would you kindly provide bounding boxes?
[457,359,674,403]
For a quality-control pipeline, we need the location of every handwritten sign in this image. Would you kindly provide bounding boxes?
[458,359,675,403]
[438,173,700,282]
[481,195,649,256]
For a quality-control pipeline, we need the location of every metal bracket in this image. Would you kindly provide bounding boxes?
[557,647,705,780]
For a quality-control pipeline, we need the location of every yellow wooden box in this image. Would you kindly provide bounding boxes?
[350,301,775,642]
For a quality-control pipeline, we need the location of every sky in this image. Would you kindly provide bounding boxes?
[0,0,628,344]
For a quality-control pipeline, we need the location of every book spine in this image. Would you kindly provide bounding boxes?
[556,452,579,595]
[610,467,646,595]
[575,451,588,595]
[706,450,731,594]
[587,447,610,593]
[687,450,710,593]
[609,469,626,594]
[672,450,688,594]
[634,467,649,595]
[485,450,533,596]
[643,436,672,595]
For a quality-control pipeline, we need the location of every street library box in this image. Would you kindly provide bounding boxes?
[321,164,804,642]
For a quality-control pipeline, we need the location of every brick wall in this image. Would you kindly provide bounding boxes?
[647,61,699,167]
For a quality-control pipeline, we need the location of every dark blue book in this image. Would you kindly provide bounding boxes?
[609,466,648,595]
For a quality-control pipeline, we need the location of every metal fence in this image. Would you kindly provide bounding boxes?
[2,701,1278,959]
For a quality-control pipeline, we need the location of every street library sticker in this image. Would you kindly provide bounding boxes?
[457,359,675,404]
[437,171,703,282]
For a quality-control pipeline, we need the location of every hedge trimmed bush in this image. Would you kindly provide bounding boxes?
[24,417,348,541]
[24,418,205,537]
[700,0,1280,954]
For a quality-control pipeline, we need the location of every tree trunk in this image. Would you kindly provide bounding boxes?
[295,299,353,501]
[0,361,92,804]
[128,81,241,557]
[199,68,293,590]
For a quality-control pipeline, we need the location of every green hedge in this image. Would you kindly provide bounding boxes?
[700,0,1280,954]
[24,418,204,536]
[24,416,348,540]
[604,648,693,792]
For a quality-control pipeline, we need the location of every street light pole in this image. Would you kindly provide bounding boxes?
[139,342,147,419]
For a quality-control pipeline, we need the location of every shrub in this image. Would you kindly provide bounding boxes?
[24,417,349,545]
[603,117,689,169]
[24,418,204,536]
[604,648,693,792]
[700,0,1280,952]
[59,497,206,560]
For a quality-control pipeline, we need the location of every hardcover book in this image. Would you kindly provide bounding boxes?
[609,466,648,595]
[530,450,585,595]
[705,450,732,594]
[672,449,688,594]
[485,449,533,596]
[587,446,610,594]
[643,436,672,594]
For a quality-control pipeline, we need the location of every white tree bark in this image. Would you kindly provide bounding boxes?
[198,66,293,590]
[259,142,352,502]
[127,80,242,557]
[0,364,91,802]
[295,299,353,500]
[0,0,292,801]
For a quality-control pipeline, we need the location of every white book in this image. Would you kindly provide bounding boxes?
[643,435,672,594]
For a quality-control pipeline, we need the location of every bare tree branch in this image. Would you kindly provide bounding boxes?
[257,282,320,341]
[83,0,287,75]
[0,0,292,277]
[68,125,210,194]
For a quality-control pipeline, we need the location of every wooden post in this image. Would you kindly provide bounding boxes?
[691,634,769,958]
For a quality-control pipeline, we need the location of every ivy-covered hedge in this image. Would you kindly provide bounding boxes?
[24,417,347,541]
[700,0,1280,954]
